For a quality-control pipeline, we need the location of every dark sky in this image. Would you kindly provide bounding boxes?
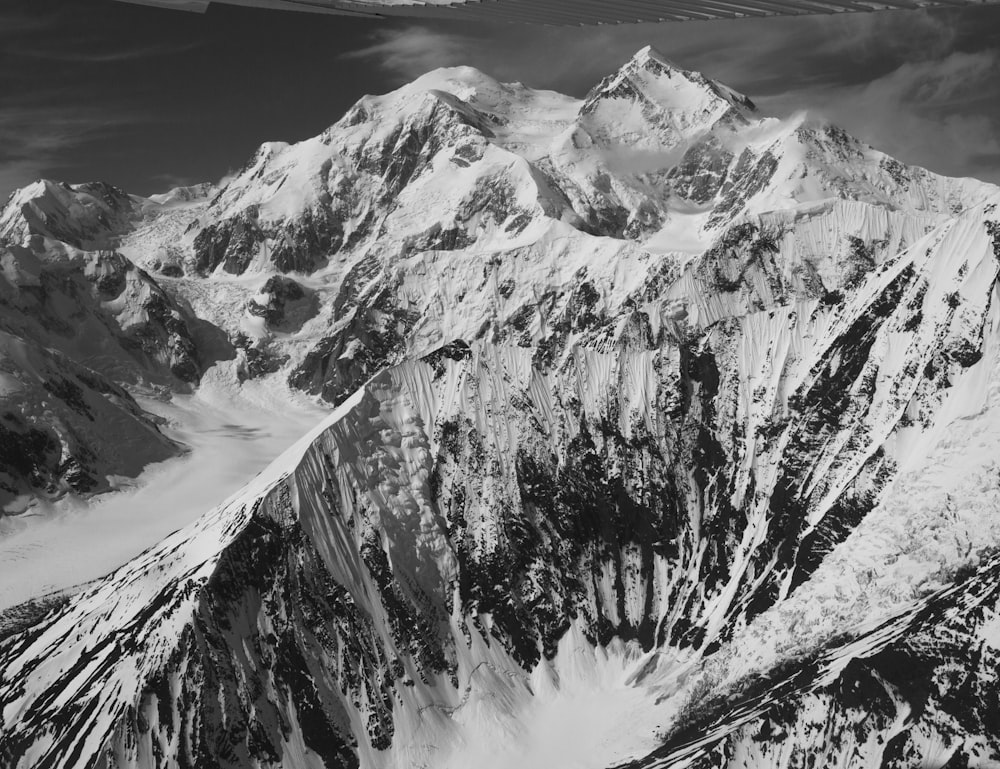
[3,0,1000,201]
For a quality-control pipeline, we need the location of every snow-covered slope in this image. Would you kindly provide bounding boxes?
[2,46,1000,769]
[628,549,1000,769]
[0,185,236,508]
[109,46,993,410]
[0,329,178,512]
[0,181,140,251]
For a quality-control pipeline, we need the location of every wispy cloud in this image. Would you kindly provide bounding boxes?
[0,5,61,37]
[763,49,1000,182]
[343,25,477,81]
[347,11,1000,183]
[2,1,999,199]
[6,41,202,64]
[343,23,659,91]
[149,172,204,190]
[0,1,200,59]
[0,4,189,200]
[346,10,973,95]
[0,104,144,199]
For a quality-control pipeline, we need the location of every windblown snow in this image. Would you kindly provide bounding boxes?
[1,45,1000,769]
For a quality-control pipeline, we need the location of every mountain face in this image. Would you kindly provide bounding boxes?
[0,181,237,509]
[2,46,1000,768]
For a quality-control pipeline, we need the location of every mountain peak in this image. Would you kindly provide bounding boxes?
[0,178,140,250]
[639,45,753,109]
[577,45,757,147]
[631,43,679,70]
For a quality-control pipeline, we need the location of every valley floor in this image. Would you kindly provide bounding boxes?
[0,367,326,612]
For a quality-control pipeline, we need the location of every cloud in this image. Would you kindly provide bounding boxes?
[346,12,1000,183]
[0,5,60,37]
[343,25,476,83]
[149,172,204,190]
[0,1,199,62]
[345,12,967,95]
[0,4,193,199]
[3,2,998,200]
[5,40,202,63]
[824,10,961,62]
[342,22,688,92]
[0,104,144,200]
[762,49,1000,182]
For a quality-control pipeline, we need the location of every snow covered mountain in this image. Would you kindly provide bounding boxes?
[0,181,238,509]
[2,46,1000,768]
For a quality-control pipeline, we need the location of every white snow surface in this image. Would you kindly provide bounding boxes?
[0,370,326,612]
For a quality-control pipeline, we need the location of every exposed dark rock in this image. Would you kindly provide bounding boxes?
[193,205,264,275]
[246,275,316,332]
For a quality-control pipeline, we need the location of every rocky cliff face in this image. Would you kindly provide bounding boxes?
[0,182,236,509]
[0,329,179,511]
[628,550,1000,769]
[1,47,1000,769]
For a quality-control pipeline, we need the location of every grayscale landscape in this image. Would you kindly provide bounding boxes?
[2,3,1000,768]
